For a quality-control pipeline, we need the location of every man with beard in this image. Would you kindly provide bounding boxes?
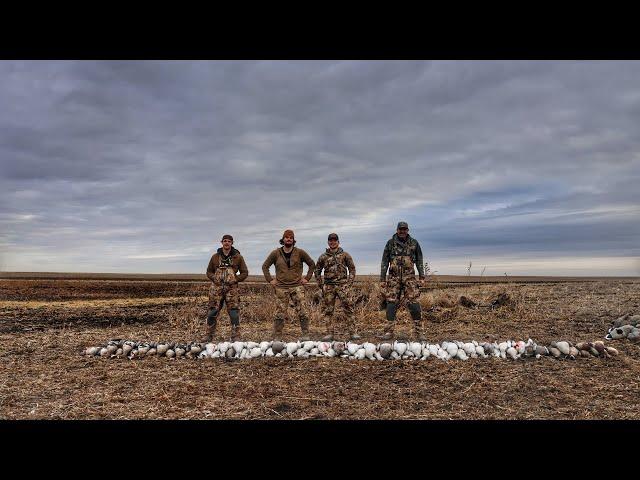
[262,229,315,341]
[314,233,359,341]
[379,222,426,341]
[204,234,249,342]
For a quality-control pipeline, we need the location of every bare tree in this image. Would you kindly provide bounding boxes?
[480,266,486,277]
[467,261,472,276]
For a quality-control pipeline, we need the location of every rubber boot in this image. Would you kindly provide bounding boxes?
[229,309,240,341]
[378,301,396,340]
[380,322,395,341]
[230,324,241,341]
[273,317,285,340]
[413,322,426,342]
[322,315,334,341]
[408,302,426,341]
[202,324,216,343]
[299,316,310,342]
[203,309,218,342]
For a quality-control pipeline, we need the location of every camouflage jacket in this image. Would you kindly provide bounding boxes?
[206,247,249,285]
[380,234,424,281]
[314,247,356,286]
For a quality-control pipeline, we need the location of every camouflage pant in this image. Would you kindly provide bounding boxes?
[322,283,355,334]
[274,285,309,335]
[208,283,240,313]
[383,275,423,336]
[384,275,420,304]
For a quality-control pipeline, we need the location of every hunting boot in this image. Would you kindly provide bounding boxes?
[413,321,426,342]
[202,324,216,343]
[229,309,241,341]
[408,302,426,341]
[380,301,397,340]
[272,317,285,340]
[322,316,334,342]
[230,324,241,341]
[204,308,218,342]
[299,316,311,342]
[380,322,394,341]
[346,314,360,341]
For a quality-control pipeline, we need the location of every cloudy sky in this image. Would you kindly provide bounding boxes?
[1,61,639,276]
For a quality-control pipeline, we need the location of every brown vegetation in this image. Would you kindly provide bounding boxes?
[1,277,639,419]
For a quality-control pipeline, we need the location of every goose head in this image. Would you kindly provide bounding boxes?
[271,341,285,354]
[379,343,393,359]
[332,342,345,355]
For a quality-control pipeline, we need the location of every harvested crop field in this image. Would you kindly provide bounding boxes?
[1,276,640,419]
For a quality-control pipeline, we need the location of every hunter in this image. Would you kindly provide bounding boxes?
[379,221,426,341]
[204,234,249,341]
[262,229,315,341]
[314,232,359,341]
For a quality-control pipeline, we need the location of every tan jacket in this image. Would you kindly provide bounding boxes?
[262,247,315,287]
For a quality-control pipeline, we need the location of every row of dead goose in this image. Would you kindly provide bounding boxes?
[605,314,640,342]
[83,338,619,361]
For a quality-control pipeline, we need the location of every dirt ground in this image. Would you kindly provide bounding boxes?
[1,277,639,419]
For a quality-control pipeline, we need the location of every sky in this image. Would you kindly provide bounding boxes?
[1,60,639,276]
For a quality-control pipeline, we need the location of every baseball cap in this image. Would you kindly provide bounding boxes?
[397,221,409,229]
[328,233,339,241]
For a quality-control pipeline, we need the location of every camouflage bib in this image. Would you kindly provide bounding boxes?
[214,254,237,285]
[388,239,418,277]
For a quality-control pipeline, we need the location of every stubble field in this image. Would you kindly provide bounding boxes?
[1,275,639,419]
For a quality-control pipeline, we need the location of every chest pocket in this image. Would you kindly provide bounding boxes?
[389,243,416,275]
[325,254,348,281]
[214,258,237,284]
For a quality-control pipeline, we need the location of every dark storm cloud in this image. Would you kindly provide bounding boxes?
[1,61,639,275]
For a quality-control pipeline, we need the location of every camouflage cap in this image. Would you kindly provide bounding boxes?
[397,221,409,229]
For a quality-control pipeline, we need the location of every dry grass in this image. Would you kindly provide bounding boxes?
[1,278,640,419]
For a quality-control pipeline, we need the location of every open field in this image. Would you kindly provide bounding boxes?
[1,276,639,419]
[3,271,638,283]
